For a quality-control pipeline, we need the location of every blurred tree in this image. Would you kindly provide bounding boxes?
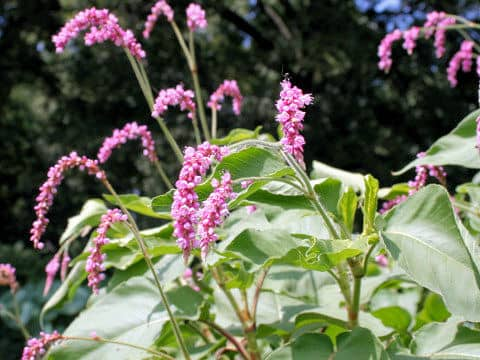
[1,0,480,356]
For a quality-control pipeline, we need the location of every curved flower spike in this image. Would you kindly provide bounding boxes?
[208,80,243,115]
[143,0,174,39]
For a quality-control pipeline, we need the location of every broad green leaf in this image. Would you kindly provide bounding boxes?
[40,261,87,327]
[395,109,480,174]
[415,293,451,330]
[363,175,379,235]
[314,178,342,215]
[151,189,174,213]
[210,126,263,145]
[410,317,480,358]
[338,186,358,233]
[247,190,312,210]
[265,333,333,359]
[382,185,480,321]
[335,327,390,360]
[311,160,365,192]
[60,199,107,243]
[378,184,410,200]
[103,193,171,219]
[372,306,411,333]
[48,265,201,359]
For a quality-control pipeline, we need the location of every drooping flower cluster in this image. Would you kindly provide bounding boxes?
[86,209,127,294]
[380,152,447,213]
[208,80,243,116]
[186,3,208,32]
[0,263,18,293]
[143,0,174,39]
[43,255,60,296]
[275,79,313,166]
[197,172,235,258]
[52,7,145,59]
[172,142,229,260]
[97,122,157,163]
[30,152,106,250]
[22,331,63,360]
[152,84,196,119]
[377,11,480,87]
[377,29,402,72]
[402,26,420,55]
[447,40,474,87]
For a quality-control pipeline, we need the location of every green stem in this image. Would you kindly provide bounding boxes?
[309,271,319,305]
[102,179,190,360]
[64,335,173,359]
[362,244,376,274]
[192,114,202,145]
[12,294,30,340]
[199,320,250,360]
[124,49,183,164]
[211,108,218,139]
[153,158,173,189]
[349,277,362,328]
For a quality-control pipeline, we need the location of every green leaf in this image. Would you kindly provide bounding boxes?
[210,126,263,145]
[415,293,451,330]
[335,327,390,360]
[103,193,171,219]
[314,178,342,216]
[372,306,411,333]
[60,199,107,243]
[382,185,480,321]
[151,190,174,214]
[395,109,480,174]
[265,333,333,359]
[410,317,480,358]
[48,260,200,359]
[363,174,379,235]
[338,187,358,233]
[378,184,410,200]
[311,160,365,192]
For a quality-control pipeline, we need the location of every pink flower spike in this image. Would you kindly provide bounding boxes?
[152,84,196,119]
[275,79,313,166]
[22,331,63,360]
[434,16,455,58]
[143,0,174,39]
[197,172,236,259]
[97,122,157,163]
[86,209,127,294]
[0,263,19,294]
[208,80,243,116]
[30,152,105,250]
[377,29,402,72]
[52,7,145,59]
[172,142,229,261]
[60,253,71,281]
[402,26,420,55]
[44,255,60,296]
[375,254,389,267]
[186,3,208,32]
[424,11,446,39]
[447,40,474,87]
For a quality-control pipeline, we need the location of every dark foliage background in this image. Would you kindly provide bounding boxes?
[1,0,479,356]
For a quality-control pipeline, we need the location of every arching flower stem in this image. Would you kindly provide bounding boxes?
[153,158,173,188]
[101,178,190,360]
[124,49,184,163]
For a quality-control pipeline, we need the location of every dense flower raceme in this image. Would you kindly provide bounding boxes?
[377,11,480,83]
[43,255,60,296]
[97,122,157,163]
[186,3,208,32]
[143,0,174,39]
[197,172,235,258]
[275,80,313,166]
[30,152,106,250]
[152,84,196,119]
[172,142,229,260]
[208,80,243,116]
[380,152,447,213]
[52,7,145,59]
[22,331,62,360]
[0,263,18,293]
[87,209,128,294]
[447,40,474,87]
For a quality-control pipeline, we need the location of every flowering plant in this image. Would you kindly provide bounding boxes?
[3,3,480,359]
